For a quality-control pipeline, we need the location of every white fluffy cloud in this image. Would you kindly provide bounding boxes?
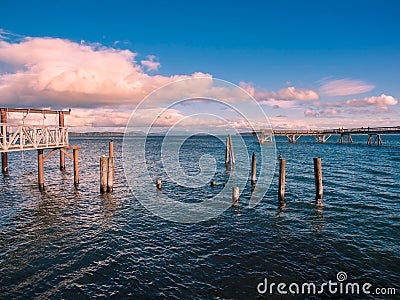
[0,36,209,108]
[345,94,398,109]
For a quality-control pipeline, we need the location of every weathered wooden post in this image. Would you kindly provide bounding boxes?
[229,135,235,165]
[225,135,231,165]
[1,109,8,174]
[278,158,286,203]
[251,152,257,185]
[109,139,114,158]
[107,140,114,192]
[107,156,114,192]
[73,148,79,186]
[232,186,239,206]
[100,156,108,194]
[313,157,323,204]
[38,149,44,191]
[156,179,162,190]
[59,112,65,170]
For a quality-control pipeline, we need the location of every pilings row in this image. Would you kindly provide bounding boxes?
[226,154,323,207]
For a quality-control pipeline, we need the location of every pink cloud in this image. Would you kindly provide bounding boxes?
[141,55,160,71]
[272,86,319,101]
[0,36,210,108]
[345,94,398,109]
[319,78,375,96]
[304,108,342,118]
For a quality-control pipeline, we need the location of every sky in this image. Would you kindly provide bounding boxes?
[0,0,399,132]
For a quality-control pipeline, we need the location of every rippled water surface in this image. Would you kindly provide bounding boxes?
[0,135,399,298]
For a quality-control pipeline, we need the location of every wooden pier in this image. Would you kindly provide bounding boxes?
[0,108,80,190]
[250,126,400,145]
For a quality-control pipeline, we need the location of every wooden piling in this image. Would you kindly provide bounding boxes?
[38,149,44,191]
[1,109,8,173]
[229,135,235,165]
[225,136,231,165]
[109,140,114,158]
[107,157,114,192]
[156,179,162,190]
[278,158,286,202]
[313,157,323,203]
[100,156,108,194]
[232,186,239,206]
[251,152,257,185]
[73,148,79,186]
[59,112,65,170]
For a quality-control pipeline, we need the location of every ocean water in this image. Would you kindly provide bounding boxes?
[0,135,399,299]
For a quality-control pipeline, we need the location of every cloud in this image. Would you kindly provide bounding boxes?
[270,86,319,101]
[345,94,398,109]
[0,35,210,108]
[304,108,342,118]
[319,78,375,96]
[141,55,160,71]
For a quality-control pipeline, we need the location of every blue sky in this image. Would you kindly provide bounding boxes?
[0,0,399,130]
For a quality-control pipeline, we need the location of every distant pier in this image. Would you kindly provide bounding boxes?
[249,126,400,145]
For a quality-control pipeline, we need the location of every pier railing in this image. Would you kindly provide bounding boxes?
[0,123,69,152]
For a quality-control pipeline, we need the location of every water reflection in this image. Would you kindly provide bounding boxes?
[312,205,324,232]
[276,199,286,217]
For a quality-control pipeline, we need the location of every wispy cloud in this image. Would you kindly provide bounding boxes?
[319,78,375,96]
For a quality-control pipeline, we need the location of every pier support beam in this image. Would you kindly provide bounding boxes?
[367,134,382,146]
[338,133,353,144]
[1,109,8,174]
[59,112,66,170]
[73,148,79,186]
[38,149,44,191]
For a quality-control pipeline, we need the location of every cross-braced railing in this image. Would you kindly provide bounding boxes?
[0,123,69,152]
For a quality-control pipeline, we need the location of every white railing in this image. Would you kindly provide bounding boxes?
[0,123,69,152]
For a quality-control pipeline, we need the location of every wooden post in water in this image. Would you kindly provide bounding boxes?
[313,157,323,204]
[1,109,8,174]
[251,152,257,185]
[59,112,65,170]
[73,148,79,186]
[109,140,114,158]
[225,135,231,165]
[278,158,286,203]
[38,149,44,191]
[107,157,114,192]
[229,135,235,165]
[232,186,239,206]
[156,179,162,190]
[107,140,114,192]
[100,156,108,194]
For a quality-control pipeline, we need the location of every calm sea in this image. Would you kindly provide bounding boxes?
[0,135,399,299]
